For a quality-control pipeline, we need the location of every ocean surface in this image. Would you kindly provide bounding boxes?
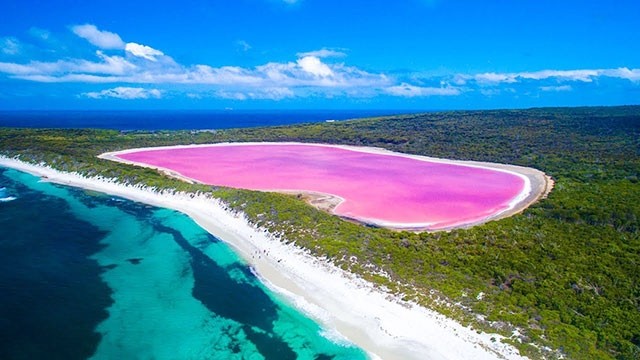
[0,109,410,130]
[0,167,368,359]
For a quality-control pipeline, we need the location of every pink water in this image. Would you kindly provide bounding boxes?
[116,144,526,229]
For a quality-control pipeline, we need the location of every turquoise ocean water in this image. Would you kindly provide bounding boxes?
[0,167,368,359]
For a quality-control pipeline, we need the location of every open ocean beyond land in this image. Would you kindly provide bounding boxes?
[0,167,368,359]
[0,110,409,130]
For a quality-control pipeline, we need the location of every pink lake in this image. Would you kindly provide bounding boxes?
[115,143,527,230]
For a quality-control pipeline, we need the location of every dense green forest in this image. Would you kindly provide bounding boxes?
[1,106,639,359]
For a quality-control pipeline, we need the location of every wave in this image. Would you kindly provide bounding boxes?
[0,187,16,202]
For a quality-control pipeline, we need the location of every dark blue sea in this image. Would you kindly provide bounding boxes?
[0,168,367,359]
[0,109,409,130]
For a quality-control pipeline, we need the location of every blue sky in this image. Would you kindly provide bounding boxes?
[0,0,638,110]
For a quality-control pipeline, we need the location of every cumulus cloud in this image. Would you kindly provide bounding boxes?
[297,48,346,58]
[0,43,389,100]
[0,24,390,95]
[296,56,333,77]
[72,24,164,63]
[83,87,162,99]
[385,83,461,97]
[125,42,164,61]
[72,24,125,49]
[3,24,639,102]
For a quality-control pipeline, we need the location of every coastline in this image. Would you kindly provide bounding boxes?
[0,156,528,360]
[100,142,553,231]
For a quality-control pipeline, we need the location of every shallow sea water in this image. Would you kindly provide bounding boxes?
[0,167,367,360]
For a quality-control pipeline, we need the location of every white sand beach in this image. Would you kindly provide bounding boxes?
[0,155,530,360]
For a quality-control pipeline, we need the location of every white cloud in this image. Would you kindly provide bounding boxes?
[83,87,162,99]
[16,74,122,83]
[296,56,333,77]
[474,72,518,84]
[215,90,247,100]
[469,68,640,85]
[519,69,599,82]
[0,62,34,75]
[72,24,125,49]
[186,65,263,85]
[297,48,346,58]
[90,51,137,74]
[236,40,251,52]
[4,24,639,101]
[1,37,21,55]
[125,42,164,61]
[539,85,572,92]
[602,67,640,82]
[0,24,387,97]
[29,27,51,40]
[254,58,388,88]
[256,61,297,82]
[385,83,461,97]
[0,51,135,77]
[451,74,468,85]
[0,44,389,96]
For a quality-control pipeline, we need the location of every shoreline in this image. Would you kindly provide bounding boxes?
[0,156,527,360]
[100,142,553,231]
